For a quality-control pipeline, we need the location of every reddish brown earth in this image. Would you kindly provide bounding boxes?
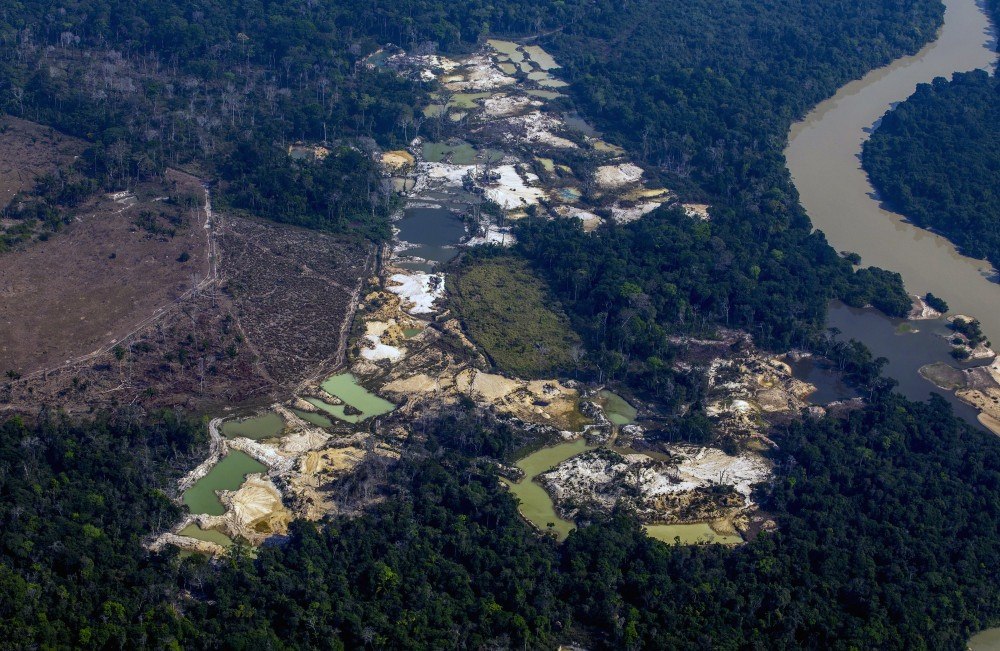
[0,169,210,376]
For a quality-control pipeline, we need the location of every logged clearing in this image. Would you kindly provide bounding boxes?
[0,116,86,209]
[219,217,374,385]
[451,257,580,377]
[0,169,210,376]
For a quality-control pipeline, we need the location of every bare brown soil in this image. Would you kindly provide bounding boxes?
[0,169,210,376]
[219,217,374,386]
[2,189,372,413]
[0,116,86,208]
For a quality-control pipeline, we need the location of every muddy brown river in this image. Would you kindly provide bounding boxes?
[786,0,998,343]
[787,4,998,639]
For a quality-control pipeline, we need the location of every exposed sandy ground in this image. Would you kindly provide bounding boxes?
[0,169,209,376]
[382,150,415,171]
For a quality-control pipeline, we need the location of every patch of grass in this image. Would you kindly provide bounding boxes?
[452,256,581,378]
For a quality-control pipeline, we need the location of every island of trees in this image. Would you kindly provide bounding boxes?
[863,69,1000,268]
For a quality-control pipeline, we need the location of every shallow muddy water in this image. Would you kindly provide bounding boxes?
[313,373,395,423]
[396,206,466,266]
[522,45,560,71]
[179,523,234,547]
[826,301,987,425]
[502,439,595,540]
[221,412,284,440]
[597,390,637,425]
[970,627,1000,651]
[183,451,267,516]
[786,0,998,344]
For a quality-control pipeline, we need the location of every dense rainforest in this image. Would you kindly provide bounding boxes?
[2,395,1000,649]
[863,70,1000,267]
[0,0,938,342]
[4,0,1000,648]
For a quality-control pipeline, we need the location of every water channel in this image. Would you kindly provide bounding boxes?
[786,0,997,417]
[786,2,999,642]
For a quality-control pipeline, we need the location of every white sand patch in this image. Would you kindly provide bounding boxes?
[543,446,771,511]
[611,201,661,224]
[674,447,771,504]
[360,334,404,362]
[365,320,390,337]
[482,94,542,117]
[466,225,516,247]
[422,162,475,185]
[682,203,711,220]
[483,164,546,209]
[554,205,603,232]
[443,55,516,91]
[595,163,644,188]
[908,294,942,320]
[387,273,445,314]
[386,53,461,81]
[502,112,578,149]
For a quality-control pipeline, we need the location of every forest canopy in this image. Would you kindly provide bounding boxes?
[863,70,1000,268]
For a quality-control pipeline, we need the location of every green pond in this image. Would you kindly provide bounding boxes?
[423,92,492,118]
[422,141,503,166]
[291,408,333,427]
[305,373,396,423]
[183,451,267,516]
[522,45,560,70]
[537,77,569,89]
[502,439,595,541]
[403,327,423,338]
[452,92,492,109]
[526,89,565,100]
[598,390,637,425]
[970,628,1000,651]
[179,523,233,547]
[644,523,742,545]
[487,39,523,62]
[221,412,284,440]
[423,104,446,118]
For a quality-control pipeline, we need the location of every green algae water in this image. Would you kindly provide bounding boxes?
[306,373,395,423]
[291,408,333,427]
[503,439,596,540]
[644,523,742,545]
[179,523,233,547]
[598,390,637,425]
[221,413,284,440]
[183,451,267,516]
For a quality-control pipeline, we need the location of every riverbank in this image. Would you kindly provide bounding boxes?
[786,0,998,428]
